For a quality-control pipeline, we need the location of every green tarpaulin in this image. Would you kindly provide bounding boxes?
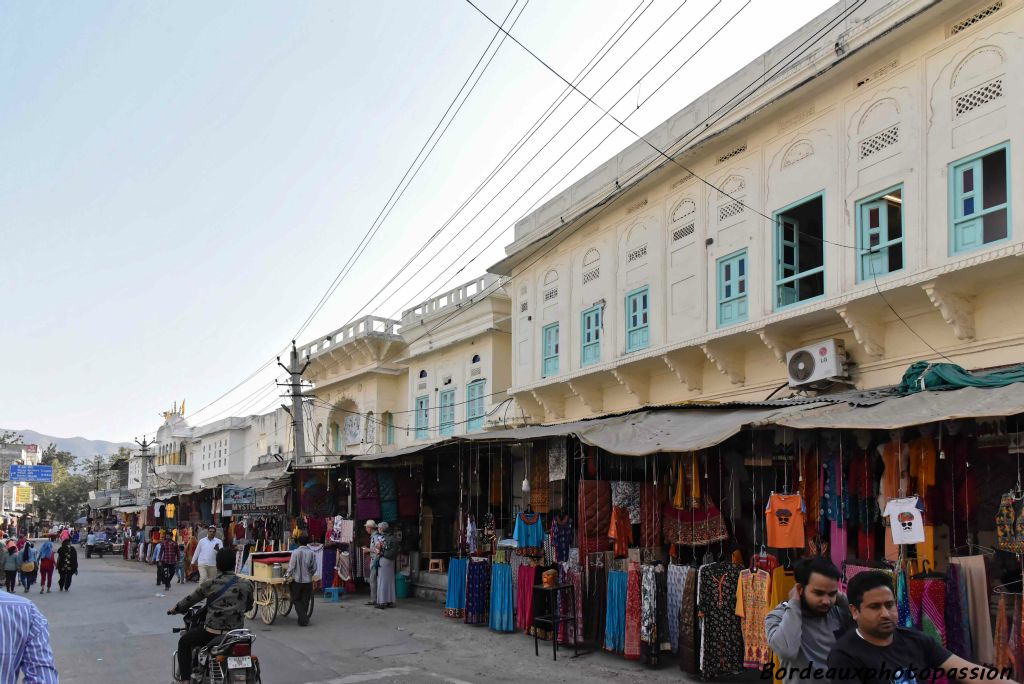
[898,361,1024,394]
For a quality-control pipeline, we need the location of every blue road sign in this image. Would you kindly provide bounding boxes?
[8,464,54,483]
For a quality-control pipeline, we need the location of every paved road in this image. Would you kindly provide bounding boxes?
[25,554,744,683]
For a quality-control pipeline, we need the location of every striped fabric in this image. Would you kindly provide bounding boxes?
[0,592,59,684]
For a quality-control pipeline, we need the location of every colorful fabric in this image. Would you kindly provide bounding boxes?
[735,568,772,669]
[667,564,686,652]
[585,562,607,644]
[678,563,699,674]
[550,515,572,563]
[697,562,744,679]
[640,565,657,645]
[946,563,971,659]
[611,481,641,523]
[897,568,913,629]
[662,502,729,547]
[377,471,397,501]
[513,512,544,556]
[604,570,627,653]
[995,595,1011,671]
[529,449,549,513]
[578,480,611,555]
[379,500,398,524]
[465,559,490,625]
[557,564,584,645]
[489,562,514,632]
[548,440,567,481]
[765,493,806,549]
[639,483,662,548]
[608,507,632,558]
[515,564,537,632]
[444,557,468,618]
[624,563,643,660]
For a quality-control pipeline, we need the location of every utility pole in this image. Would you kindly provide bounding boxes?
[279,341,310,464]
[134,436,154,497]
[89,455,106,492]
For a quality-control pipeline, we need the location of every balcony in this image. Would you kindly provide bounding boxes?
[401,275,508,327]
[300,315,403,361]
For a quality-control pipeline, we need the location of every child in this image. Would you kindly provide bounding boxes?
[175,543,185,583]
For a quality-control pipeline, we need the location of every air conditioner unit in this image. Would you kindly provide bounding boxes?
[785,339,847,388]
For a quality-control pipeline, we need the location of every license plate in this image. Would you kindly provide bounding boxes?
[227,656,252,669]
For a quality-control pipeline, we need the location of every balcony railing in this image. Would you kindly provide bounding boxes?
[300,315,402,360]
[401,274,507,325]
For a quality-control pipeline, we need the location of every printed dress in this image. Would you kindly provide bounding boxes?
[697,562,744,680]
[735,568,772,669]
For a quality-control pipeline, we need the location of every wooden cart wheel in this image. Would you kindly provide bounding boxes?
[245,595,258,620]
[277,584,293,617]
[246,582,267,620]
[259,588,278,625]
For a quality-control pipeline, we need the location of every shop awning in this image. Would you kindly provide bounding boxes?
[88,498,111,509]
[114,505,146,514]
[351,440,453,462]
[771,382,1024,430]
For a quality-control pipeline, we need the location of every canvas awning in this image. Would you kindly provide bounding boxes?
[351,440,453,462]
[771,382,1024,430]
[114,505,146,514]
[88,498,111,510]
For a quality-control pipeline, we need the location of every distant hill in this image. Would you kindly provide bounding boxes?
[3,429,134,461]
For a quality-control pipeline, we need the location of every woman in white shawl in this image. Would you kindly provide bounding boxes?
[375,522,398,608]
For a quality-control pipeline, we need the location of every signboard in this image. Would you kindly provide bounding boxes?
[8,465,53,483]
[222,484,287,515]
[14,486,33,505]
[344,415,362,445]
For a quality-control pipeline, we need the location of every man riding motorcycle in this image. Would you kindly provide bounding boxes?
[168,546,254,683]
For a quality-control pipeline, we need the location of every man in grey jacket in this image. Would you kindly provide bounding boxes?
[764,558,854,682]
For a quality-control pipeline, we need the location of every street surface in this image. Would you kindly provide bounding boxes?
[28,553,751,683]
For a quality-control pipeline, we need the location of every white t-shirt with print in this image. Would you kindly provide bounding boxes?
[883,496,925,545]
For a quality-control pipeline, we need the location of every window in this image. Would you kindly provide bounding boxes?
[717,250,748,327]
[383,413,395,445]
[774,193,825,308]
[625,287,650,352]
[471,354,480,364]
[950,144,1009,254]
[467,381,486,430]
[330,422,341,452]
[415,396,429,439]
[542,323,560,377]
[439,389,455,437]
[418,370,428,379]
[581,305,602,366]
[857,186,904,280]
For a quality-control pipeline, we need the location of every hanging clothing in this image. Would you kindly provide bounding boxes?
[608,507,632,558]
[883,496,926,545]
[515,564,537,633]
[662,502,729,547]
[996,492,1024,553]
[557,563,584,645]
[578,480,611,556]
[667,564,687,653]
[949,555,995,665]
[489,561,514,632]
[548,440,567,481]
[908,577,946,646]
[512,512,544,556]
[444,557,468,619]
[639,483,662,548]
[678,563,699,675]
[550,515,572,563]
[611,481,641,524]
[797,449,821,543]
[909,437,937,491]
[735,568,773,669]
[896,568,913,629]
[585,560,607,644]
[464,559,490,625]
[604,570,628,653]
[697,562,744,680]
[529,449,550,513]
[765,493,806,549]
[624,562,643,660]
[847,448,876,560]
[945,562,972,660]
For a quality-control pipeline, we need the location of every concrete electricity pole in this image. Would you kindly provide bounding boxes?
[134,436,154,496]
[279,341,310,464]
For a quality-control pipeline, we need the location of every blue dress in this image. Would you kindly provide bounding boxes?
[444,557,469,618]
[489,563,514,632]
[513,512,544,556]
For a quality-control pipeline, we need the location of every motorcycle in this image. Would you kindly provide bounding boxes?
[171,605,261,683]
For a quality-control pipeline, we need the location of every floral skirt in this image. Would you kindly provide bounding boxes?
[465,559,490,625]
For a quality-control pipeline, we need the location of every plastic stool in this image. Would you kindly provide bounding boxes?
[323,586,343,602]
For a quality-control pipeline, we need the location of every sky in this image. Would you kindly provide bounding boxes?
[0,0,836,441]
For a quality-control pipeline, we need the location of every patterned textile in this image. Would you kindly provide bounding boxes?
[355,468,379,499]
[356,498,381,522]
[557,564,584,645]
[662,503,729,546]
[639,484,662,548]
[735,569,772,669]
[908,577,947,647]
[897,568,912,628]
[379,500,399,524]
[666,564,686,652]
[604,570,627,653]
[513,512,545,557]
[529,449,549,513]
[640,565,657,645]
[578,481,611,556]
[444,557,468,618]
[321,548,337,589]
[510,551,526,607]
[548,440,567,481]
[946,563,971,659]
[516,564,538,632]
[950,555,994,665]
[396,473,419,519]
[585,560,607,644]
[996,493,1024,553]
[465,559,490,625]
[697,562,744,680]
[655,567,671,652]
[489,562,514,632]
[678,564,699,674]
[608,507,632,558]
[996,595,1011,671]
[543,533,553,564]
[611,481,641,524]
[377,471,397,501]
[624,563,642,660]
[550,515,572,563]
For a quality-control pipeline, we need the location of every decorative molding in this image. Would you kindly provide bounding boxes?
[756,328,799,363]
[661,350,703,391]
[513,392,545,422]
[836,305,885,359]
[530,389,565,420]
[781,140,814,169]
[670,197,696,223]
[568,381,603,412]
[610,368,650,404]
[700,343,745,385]
[921,280,975,341]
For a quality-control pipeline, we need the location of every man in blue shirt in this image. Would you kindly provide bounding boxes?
[0,591,59,684]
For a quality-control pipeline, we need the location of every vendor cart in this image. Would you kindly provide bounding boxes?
[238,551,314,625]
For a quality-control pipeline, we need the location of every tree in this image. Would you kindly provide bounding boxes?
[0,430,23,447]
[40,443,75,470]
[33,459,92,523]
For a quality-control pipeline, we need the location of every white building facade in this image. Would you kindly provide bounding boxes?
[492,0,1024,422]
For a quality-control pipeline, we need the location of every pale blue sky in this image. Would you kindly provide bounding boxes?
[1,0,834,441]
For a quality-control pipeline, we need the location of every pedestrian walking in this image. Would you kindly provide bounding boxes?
[152,536,163,585]
[375,521,398,609]
[363,520,382,606]
[190,525,223,582]
[37,536,55,593]
[3,543,19,592]
[184,527,199,581]
[286,534,318,626]
[175,543,186,584]
[85,528,96,559]
[158,531,180,591]
[56,539,78,591]
[0,591,59,683]
[18,541,37,593]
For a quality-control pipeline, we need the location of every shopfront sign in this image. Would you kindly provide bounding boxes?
[8,465,53,483]
[14,486,33,505]
[222,484,287,514]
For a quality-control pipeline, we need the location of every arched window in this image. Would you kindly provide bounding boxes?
[543,269,558,285]
[382,412,395,445]
[418,370,428,379]
[330,422,341,453]
[582,249,600,284]
[472,354,481,364]
[365,412,375,444]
